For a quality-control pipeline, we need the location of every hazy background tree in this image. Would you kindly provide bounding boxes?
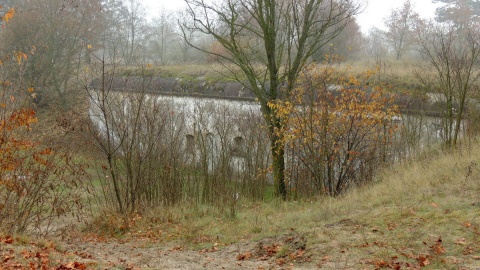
[100,0,150,65]
[182,0,361,199]
[384,0,421,60]
[149,8,176,65]
[313,19,365,61]
[366,27,388,64]
[433,0,480,26]
[175,10,201,63]
[2,0,103,108]
[119,0,148,65]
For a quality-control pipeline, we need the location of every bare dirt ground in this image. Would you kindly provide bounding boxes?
[3,217,480,269]
[65,238,285,269]
[1,231,316,269]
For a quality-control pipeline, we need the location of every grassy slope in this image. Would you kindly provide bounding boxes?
[119,143,480,269]
[3,124,477,268]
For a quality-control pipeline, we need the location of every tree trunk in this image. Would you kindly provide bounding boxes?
[270,132,287,200]
[264,105,287,200]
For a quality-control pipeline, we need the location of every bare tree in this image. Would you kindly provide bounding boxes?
[175,10,198,63]
[150,8,177,65]
[415,22,480,147]
[181,0,361,199]
[384,0,421,60]
[366,27,389,80]
[101,0,150,65]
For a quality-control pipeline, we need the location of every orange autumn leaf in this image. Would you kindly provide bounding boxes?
[2,8,15,22]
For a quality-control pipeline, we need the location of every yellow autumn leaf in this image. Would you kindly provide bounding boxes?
[28,87,34,93]
[2,8,15,22]
[14,51,27,64]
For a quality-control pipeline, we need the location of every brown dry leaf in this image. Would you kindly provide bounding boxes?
[170,246,183,251]
[258,255,269,261]
[433,244,446,254]
[374,260,389,267]
[387,222,397,231]
[3,235,14,244]
[237,251,252,261]
[420,258,430,267]
[288,249,305,260]
[60,262,87,270]
[463,246,475,255]
[417,255,430,267]
[276,258,286,266]
[3,254,14,263]
[431,237,446,254]
[455,238,467,245]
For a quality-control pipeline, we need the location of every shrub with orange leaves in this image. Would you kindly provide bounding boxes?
[0,71,85,235]
[0,11,85,234]
[278,61,399,197]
